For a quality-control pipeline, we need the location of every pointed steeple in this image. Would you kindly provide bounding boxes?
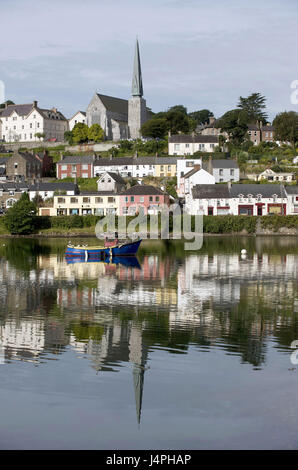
[131,39,143,97]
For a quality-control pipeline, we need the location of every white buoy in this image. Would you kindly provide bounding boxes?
[241,249,247,255]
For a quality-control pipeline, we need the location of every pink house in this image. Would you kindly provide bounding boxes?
[119,185,170,215]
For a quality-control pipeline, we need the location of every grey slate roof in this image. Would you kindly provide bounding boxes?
[211,159,239,169]
[121,185,166,196]
[230,184,287,198]
[184,166,201,179]
[95,157,133,167]
[192,184,230,199]
[58,155,96,164]
[0,103,33,117]
[285,185,298,195]
[29,182,78,192]
[0,182,29,191]
[105,172,126,184]
[97,94,129,117]
[0,157,9,165]
[95,156,178,167]
[169,134,219,144]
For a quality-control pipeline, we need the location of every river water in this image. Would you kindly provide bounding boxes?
[0,236,297,450]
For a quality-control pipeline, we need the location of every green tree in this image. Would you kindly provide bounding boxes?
[0,100,14,109]
[216,109,249,146]
[141,118,168,139]
[273,111,298,148]
[237,93,268,123]
[168,105,188,115]
[64,130,74,145]
[34,132,45,141]
[166,110,190,134]
[88,123,105,142]
[4,193,37,235]
[188,109,214,126]
[72,122,89,144]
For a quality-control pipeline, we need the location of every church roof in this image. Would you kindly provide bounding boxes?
[96,93,128,117]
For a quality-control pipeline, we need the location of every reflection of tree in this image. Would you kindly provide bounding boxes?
[0,238,51,272]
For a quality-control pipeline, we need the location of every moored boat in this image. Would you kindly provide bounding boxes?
[65,239,142,259]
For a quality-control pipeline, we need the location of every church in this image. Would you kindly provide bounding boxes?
[86,40,150,141]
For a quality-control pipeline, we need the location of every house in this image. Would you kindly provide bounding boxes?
[185,183,290,216]
[247,122,275,145]
[57,155,99,179]
[93,156,178,179]
[255,168,295,183]
[0,101,68,143]
[97,172,126,193]
[284,186,298,215]
[230,184,287,215]
[131,156,177,178]
[68,111,86,131]
[185,184,231,215]
[94,157,134,178]
[29,182,79,201]
[39,192,120,216]
[178,165,215,198]
[34,150,53,177]
[177,157,202,188]
[168,134,219,155]
[199,117,228,138]
[6,151,44,179]
[0,181,29,210]
[119,185,170,215]
[206,159,240,183]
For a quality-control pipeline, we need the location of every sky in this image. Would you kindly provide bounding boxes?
[0,0,297,121]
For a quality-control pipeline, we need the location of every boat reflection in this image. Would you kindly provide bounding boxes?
[65,255,141,269]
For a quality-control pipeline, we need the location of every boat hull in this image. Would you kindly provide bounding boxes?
[65,239,142,258]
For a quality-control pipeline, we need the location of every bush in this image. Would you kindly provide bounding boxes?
[4,193,38,235]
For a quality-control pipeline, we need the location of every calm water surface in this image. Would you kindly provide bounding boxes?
[0,236,297,450]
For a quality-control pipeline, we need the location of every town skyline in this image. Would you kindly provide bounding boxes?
[1,0,297,121]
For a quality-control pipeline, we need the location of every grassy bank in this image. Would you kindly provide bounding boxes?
[1,214,298,237]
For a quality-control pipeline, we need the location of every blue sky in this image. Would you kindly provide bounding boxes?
[1,0,297,121]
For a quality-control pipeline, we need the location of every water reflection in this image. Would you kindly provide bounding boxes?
[0,237,297,428]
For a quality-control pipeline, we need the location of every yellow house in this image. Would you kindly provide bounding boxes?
[39,192,120,216]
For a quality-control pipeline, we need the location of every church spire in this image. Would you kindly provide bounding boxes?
[131,39,143,97]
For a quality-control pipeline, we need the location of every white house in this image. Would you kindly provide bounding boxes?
[206,159,240,183]
[256,168,295,183]
[97,171,126,193]
[168,134,219,156]
[0,101,68,143]
[29,182,78,201]
[185,183,291,216]
[178,166,215,198]
[68,111,87,131]
[177,157,202,189]
[94,157,134,178]
[285,186,298,215]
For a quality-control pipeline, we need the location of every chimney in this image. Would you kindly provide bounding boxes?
[60,151,63,161]
[228,181,232,190]
[168,130,171,137]
[209,116,215,125]
[33,101,38,108]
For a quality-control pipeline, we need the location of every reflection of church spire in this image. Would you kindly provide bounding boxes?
[129,323,147,426]
[131,39,143,97]
[133,363,145,427]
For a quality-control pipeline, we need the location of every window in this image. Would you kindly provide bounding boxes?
[156,196,160,202]
[230,169,234,176]
[58,197,65,203]
[108,197,115,203]
[130,196,135,202]
[219,169,223,176]
[82,164,88,170]
[168,166,171,171]
[140,197,144,202]
[95,197,103,203]
[83,197,90,203]
[149,196,153,202]
[174,144,180,151]
[70,197,78,203]
[185,143,190,148]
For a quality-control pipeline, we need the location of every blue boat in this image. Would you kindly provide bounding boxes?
[65,239,142,260]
